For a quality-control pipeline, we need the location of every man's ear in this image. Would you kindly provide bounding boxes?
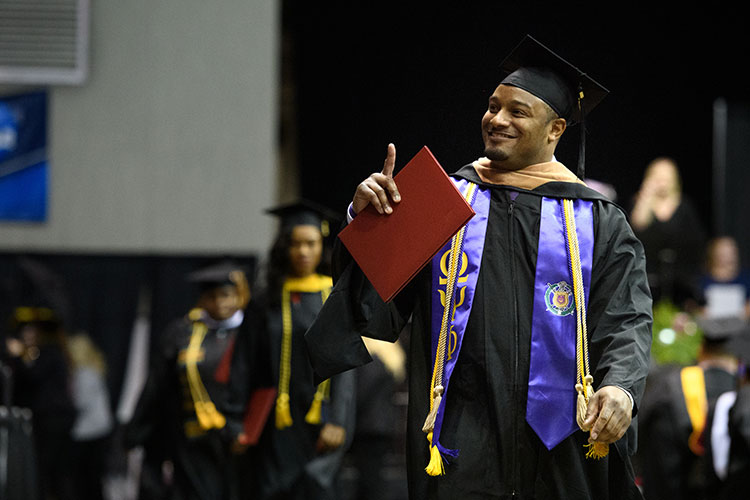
[548,117,567,143]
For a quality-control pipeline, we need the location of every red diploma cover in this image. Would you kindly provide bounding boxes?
[239,387,277,446]
[338,146,475,302]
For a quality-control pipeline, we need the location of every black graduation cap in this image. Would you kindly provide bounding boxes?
[265,199,342,237]
[698,316,750,350]
[186,260,247,291]
[499,35,609,178]
[11,305,61,330]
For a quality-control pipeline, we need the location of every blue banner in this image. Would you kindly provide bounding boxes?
[0,91,48,222]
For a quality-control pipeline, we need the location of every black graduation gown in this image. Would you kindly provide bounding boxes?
[306,165,653,500]
[638,364,737,500]
[0,359,41,500]
[719,383,750,497]
[241,287,356,500]
[124,313,242,500]
[7,341,77,500]
[632,198,706,304]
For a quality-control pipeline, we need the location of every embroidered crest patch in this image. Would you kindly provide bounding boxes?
[544,281,575,316]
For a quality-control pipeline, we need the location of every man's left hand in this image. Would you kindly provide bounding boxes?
[581,386,633,444]
[316,423,346,453]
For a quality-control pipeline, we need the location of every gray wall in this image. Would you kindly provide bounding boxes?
[0,0,281,255]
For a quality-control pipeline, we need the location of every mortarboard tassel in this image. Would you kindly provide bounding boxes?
[577,85,586,180]
[229,270,251,310]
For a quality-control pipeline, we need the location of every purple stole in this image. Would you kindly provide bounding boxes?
[526,198,594,449]
[429,179,490,458]
[429,185,594,464]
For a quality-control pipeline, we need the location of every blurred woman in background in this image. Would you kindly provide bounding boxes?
[231,201,355,500]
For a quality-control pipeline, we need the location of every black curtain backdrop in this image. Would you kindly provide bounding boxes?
[287,2,748,240]
[720,101,750,267]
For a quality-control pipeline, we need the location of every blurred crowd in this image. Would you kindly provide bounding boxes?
[626,157,750,499]
[1,201,408,500]
[1,157,750,500]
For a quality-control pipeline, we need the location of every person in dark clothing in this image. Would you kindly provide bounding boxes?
[4,306,77,500]
[124,261,251,500]
[305,35,652,500]
[630,157,707,307]
[347,337,407,500]
[638,317,744,500]
[229,201,356,500]
[697,320,750,498]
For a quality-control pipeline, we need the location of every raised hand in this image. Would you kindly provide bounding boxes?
[352,143,402,215]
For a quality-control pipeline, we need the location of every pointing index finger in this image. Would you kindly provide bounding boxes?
[382,143,396,178]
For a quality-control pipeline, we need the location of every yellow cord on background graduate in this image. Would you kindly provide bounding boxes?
[563,199,608,459]
[184,308,227,432]
[276,274,332,429]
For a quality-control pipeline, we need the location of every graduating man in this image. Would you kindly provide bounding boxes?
[305,35,652,499]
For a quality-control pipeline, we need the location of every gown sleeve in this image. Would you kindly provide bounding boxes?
[587,202,653,413]
[305,236,419,381]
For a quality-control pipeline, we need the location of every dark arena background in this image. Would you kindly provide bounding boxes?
[290,3,748,251]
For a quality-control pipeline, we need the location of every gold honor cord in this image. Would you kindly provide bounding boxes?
[681,365,708,455]
[184,309,227,432]
[423,182,477,476]
[275,274,333,430]
[562,200,607,459]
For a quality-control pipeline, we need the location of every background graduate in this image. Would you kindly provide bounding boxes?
[232,201,355,500]
[124,260,251,500]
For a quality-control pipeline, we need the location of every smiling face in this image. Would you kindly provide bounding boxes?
[481,84,566,170]
[288,224,323,278]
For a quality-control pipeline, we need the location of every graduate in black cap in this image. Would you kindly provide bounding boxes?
[638,317,745,500]
[229,200,355,500]
[304,35,652,499]
[124,260,251,500]
[705,324,750,498]
[4,305,76,500]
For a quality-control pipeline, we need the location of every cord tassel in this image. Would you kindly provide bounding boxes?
[424,431,445,476]
[421,385,444,433]
[585,441,609,459]
[275,393,293,429]
[305,392,324,424]
[576,375,595,430]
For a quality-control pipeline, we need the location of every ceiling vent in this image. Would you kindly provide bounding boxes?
[0,0,90,85]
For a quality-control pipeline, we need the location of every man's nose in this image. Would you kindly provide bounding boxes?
[489,110,510,127]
